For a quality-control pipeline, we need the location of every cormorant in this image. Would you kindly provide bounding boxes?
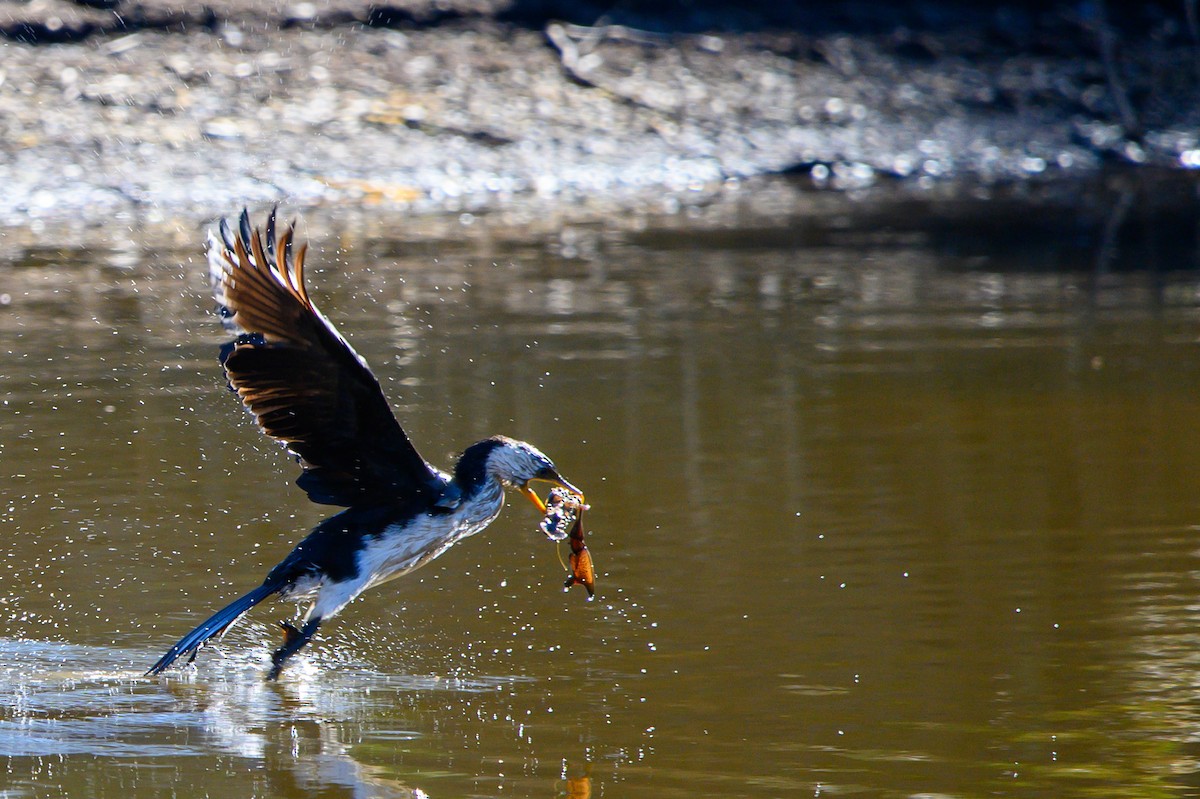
[146,209,581,679]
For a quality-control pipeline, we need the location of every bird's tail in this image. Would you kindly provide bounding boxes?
[145,582,280,676]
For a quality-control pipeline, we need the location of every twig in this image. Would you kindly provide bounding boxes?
[1186,0,1200,82]
[545,22,603,86]
[1093,0,1141,140]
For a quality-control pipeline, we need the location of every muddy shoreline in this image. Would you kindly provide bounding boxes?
[1,1,1199,236]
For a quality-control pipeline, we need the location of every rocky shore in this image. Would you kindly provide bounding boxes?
[1,0,1199,233]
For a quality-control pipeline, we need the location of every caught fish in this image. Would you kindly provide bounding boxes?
[539,486,583,541]
[562,509,595,599]
[533,487,595,598]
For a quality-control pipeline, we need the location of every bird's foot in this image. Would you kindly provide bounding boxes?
[277,620,303,647]
[267,618,320,681]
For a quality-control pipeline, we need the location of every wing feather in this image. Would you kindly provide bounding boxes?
[208,208,443,506]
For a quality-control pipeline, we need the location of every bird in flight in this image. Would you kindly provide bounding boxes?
[147,209,582,680]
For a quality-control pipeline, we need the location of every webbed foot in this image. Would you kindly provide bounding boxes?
[267,617,321,680]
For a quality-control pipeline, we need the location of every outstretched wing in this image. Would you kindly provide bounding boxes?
[208,208,445,506]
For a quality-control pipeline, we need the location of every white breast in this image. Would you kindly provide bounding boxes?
[307,481,506,622]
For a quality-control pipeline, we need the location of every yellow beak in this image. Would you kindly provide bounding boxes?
[520,473,584,514]
[520,484,548,513]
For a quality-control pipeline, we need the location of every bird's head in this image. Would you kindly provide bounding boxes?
[464,435,582,513]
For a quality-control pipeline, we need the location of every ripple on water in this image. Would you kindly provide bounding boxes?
[0,637,533,759]
[0,639,189,757]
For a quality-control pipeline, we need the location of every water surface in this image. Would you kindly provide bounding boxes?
[2,176,1200,797]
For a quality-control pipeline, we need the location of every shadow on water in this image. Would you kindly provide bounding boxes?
[3,173,1200,796]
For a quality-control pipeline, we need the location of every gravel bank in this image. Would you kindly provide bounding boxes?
[1,1,1199,230]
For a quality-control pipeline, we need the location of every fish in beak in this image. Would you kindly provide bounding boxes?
[520,470,583,513]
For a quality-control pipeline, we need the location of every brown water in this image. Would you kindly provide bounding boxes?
[3,176,1200,797]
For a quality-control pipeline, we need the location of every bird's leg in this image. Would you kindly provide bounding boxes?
[267,616,321,680]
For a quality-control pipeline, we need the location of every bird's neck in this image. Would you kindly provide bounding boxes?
[451,439,504,497]
[448,439,512,529]
[454,474,506,528]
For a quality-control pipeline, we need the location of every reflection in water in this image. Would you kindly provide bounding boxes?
[0,639,553,797]
[2,176,1200,796]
